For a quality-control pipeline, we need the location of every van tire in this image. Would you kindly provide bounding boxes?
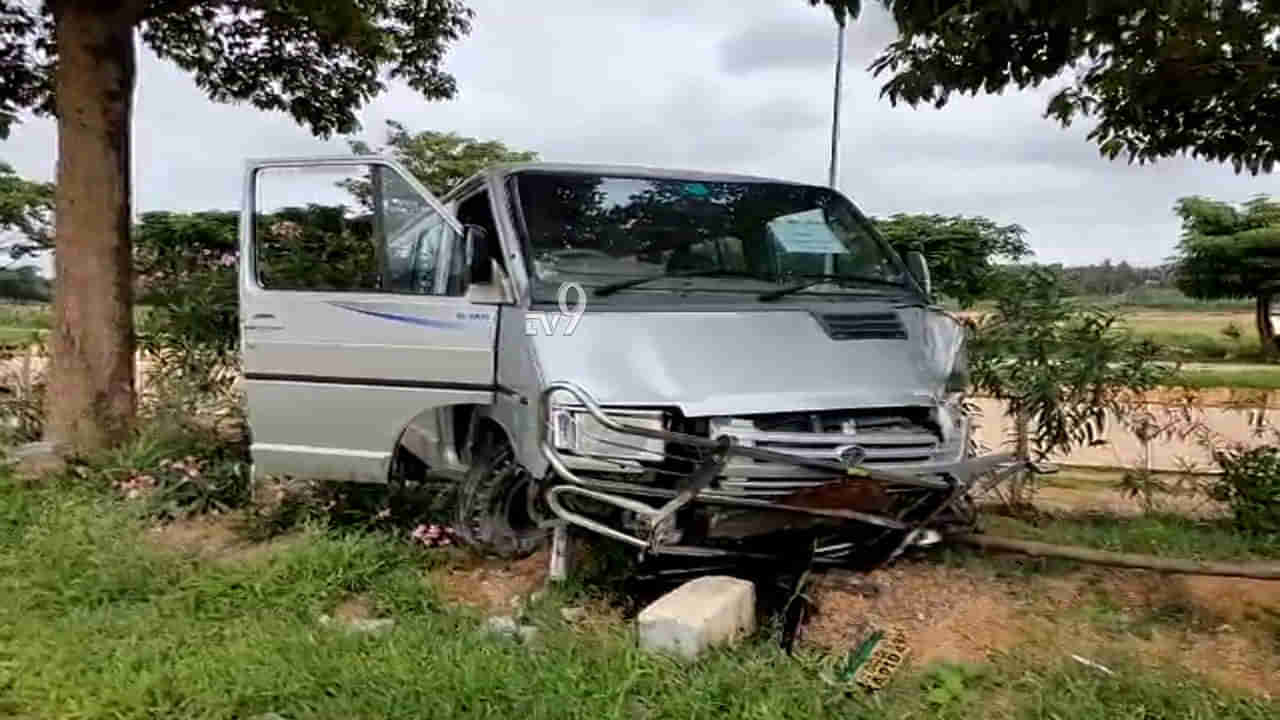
[454,440,547,559]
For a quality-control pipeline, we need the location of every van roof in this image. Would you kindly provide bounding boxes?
[469,162,803,187]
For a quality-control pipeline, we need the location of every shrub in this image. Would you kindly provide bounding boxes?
[0,337,45,444]
[1212,445,1280,535]
[70,413,252,521]
[969,269,1172,509]
[133,211,240,395]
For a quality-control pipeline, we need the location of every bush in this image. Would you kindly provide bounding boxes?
[69,412,252,521]
[969,269,1172,508]
[1213,445,1280,535]
[0,338,45,444]
[133,211,240,395]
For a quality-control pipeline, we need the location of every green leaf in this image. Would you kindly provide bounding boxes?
[926,687,954,705]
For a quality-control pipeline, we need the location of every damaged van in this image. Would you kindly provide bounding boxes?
[239,157,1006,567]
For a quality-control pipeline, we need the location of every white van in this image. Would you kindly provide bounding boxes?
[239,157,1004,565]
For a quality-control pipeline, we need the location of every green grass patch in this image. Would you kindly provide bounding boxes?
[874,655,1274,720]
[982,511,1280,563]
[1,470,1275,718]
[1120,310,1266,363]
[0,302,51,330]
[1083,288,1255,311]
[0,326,46,346]
[1175,368,1280,390]
[961,302,1270,365]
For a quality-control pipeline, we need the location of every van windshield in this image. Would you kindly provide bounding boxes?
[509,171,909,303]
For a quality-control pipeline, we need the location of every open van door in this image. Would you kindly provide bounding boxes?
[239,157,498,483]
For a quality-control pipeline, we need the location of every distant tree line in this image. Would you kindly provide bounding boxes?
[996,261,1174,299]
[0,266,50,302]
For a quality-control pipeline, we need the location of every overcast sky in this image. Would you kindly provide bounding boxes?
[3,0,1277,267]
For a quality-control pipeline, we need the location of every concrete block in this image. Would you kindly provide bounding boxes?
[13,441,64,477]
[637,575,756,660]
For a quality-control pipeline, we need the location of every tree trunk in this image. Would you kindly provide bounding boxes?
[47,5,137,452]
[1257,291,1277,360]
[1008,408,1032,508]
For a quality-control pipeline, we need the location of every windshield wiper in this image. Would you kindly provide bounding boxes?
[758,274,905,302]
[593,269,767,297]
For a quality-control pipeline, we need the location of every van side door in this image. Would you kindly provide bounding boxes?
[239,157,499,483]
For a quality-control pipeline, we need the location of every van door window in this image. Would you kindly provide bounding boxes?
[451,189,502,294]
[253,163,463,295]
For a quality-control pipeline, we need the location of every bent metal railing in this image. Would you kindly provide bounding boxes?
[537,380,1014,562]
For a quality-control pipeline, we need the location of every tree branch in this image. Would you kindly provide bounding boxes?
[953,533,1280,580]
[137,0,205,22]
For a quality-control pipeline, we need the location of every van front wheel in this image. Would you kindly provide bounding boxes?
[454,440,548,559]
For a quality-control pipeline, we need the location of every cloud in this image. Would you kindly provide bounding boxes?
[748,97,826,132]
[719,4,898,75]
[720,20,833,75]
[1,0,1276,268]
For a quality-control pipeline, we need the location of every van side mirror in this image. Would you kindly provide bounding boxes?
[464,225,493,284]
[906,251,932,297]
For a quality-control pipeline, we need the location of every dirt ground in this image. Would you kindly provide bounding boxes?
[431,548,551,613]
[800,480,1278,697]
[146,511,303,565]
[803,560,1280,697]
[146,487,1279,698]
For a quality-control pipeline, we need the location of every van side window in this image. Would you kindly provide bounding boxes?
[451,189,501,294]
[253,163,463,295]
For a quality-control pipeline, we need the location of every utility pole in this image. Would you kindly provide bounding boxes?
[828,14,846,190]
[825,12,847,278]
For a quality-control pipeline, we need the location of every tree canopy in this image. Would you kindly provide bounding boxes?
[872,213,1030,307]
[1,0,476,452]
[1,1,474,139]
[1172,195,1280,354]
[0,160,52,262]
[1173,196,1280,301]
[348,120,538,197]
[0,265,49,301]
[870,1,1280,174]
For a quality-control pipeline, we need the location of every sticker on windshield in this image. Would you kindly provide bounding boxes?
[682,182,710,197]
[767,209,849,254]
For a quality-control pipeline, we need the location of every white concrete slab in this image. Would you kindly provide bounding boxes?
[637,575,756,660]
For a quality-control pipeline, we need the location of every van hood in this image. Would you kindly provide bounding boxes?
[529,304,964,417]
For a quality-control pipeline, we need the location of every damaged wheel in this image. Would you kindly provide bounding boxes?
[454,438,548,558]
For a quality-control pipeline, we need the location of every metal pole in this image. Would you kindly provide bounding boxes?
[828,16,846,190]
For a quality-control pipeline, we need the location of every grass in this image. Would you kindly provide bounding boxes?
[1113,308,1268,363]
[981,510,1280,563]
[1079,287,1255,311]
[0,302,50,349]
[0,302,50,331]
[952,302,1273,370]
[1175,368,1280,390]
[2,464,1275,718]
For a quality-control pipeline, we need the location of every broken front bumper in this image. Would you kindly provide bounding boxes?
[537,381,1013,565]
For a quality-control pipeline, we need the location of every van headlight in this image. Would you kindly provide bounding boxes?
[549,404,667,461]
[549,405,580,451]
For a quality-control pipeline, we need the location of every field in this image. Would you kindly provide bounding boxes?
[1123,309,1266,361]
[956,301,1280,388]
[0,303,49,345]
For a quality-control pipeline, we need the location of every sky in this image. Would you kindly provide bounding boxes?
[2,0,1278,268]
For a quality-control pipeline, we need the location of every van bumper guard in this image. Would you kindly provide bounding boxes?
[538,381,1014,564]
